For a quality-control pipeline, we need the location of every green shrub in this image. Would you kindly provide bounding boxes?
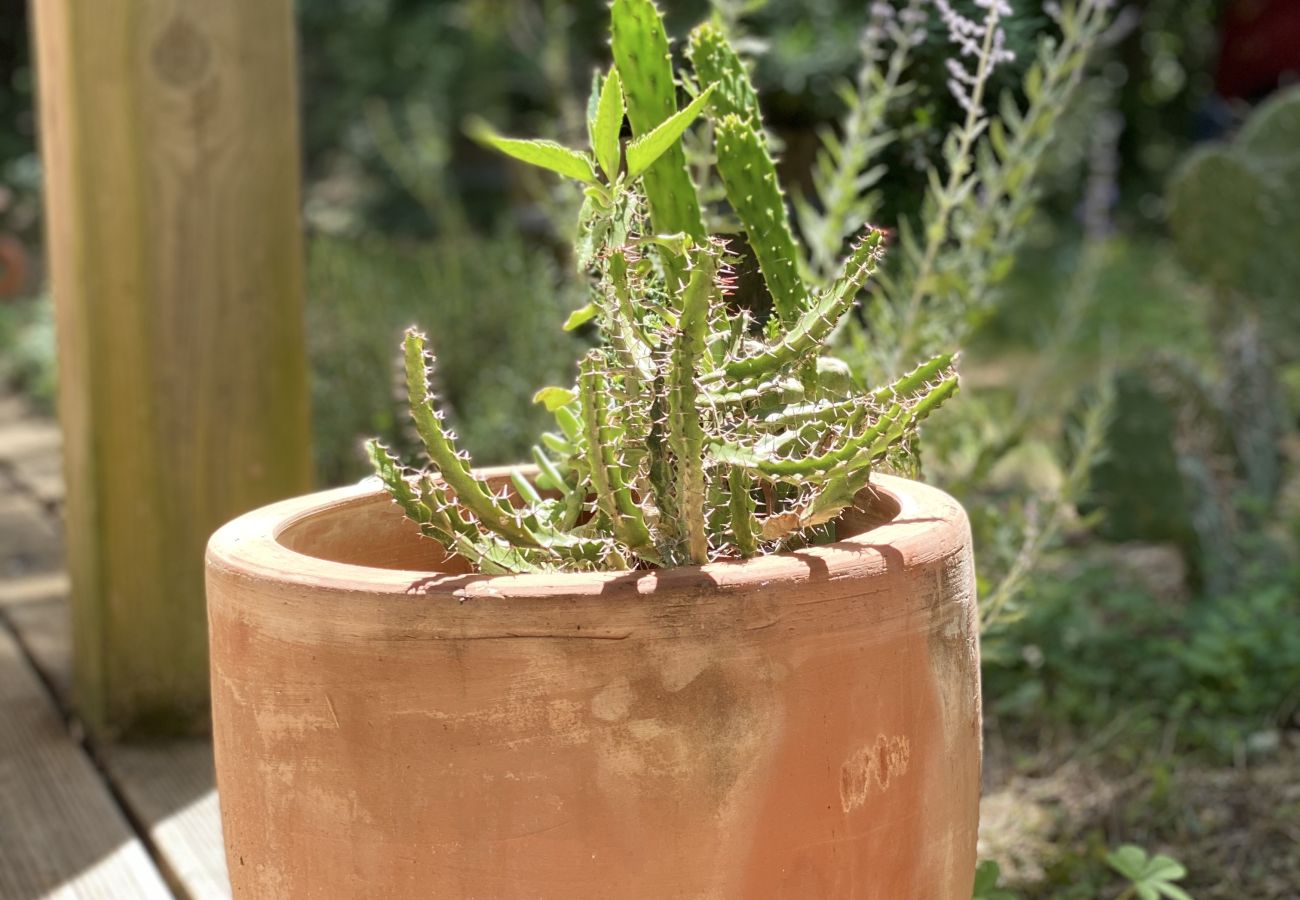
[984,557,1300,760]
[307,233,583,484]
[0,291,56,412]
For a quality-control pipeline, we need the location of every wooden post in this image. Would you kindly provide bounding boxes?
[31,0,312,737]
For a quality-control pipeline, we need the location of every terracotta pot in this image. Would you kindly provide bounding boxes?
[206,471,981,899]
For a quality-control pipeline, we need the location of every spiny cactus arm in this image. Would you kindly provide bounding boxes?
[600,249,658,376]
[727,466,760,556]
[796,467,875,531]
[714,113,808,323]
[424,494,547,574]
[686,22,760,122]
[610,0,706,242]
[642,387,676,529]
[710,369,959,480]
[592,250,658,497]
[761,397,862,429]
[869,351,956,405]
[706,231,884,385]
[368,440,545,574]
[666,260,715,564]
[702,374,803,409]
[367,439,445,539]
[577,355,657,560]
[402,329,542,549]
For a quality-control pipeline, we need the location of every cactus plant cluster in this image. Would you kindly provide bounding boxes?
[1167,86,1300,335]
[368,0,958,574]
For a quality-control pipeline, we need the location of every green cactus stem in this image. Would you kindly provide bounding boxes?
[713,113,809,322]
[372,2,962,575]
[610,0,706,243]
[686,22,761,123]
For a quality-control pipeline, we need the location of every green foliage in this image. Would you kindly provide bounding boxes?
[1167,86,1300,340]
[307,233,582,485]
[1159,90,1300,542]
[787,0,1118,620]
[973,860,1019,900]
[831,0,1116,381]
[1083,372,1196,553]
[792,0,925,284]
[0,292,56,412]
[372,2,957,572]
[1107,845,1193,900]
[984,556,1300,761]
[610,0,707,242]
[468,125,598,185]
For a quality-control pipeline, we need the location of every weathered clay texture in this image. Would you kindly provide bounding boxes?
[206,473,981,899]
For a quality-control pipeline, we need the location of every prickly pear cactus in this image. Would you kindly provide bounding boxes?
[369,2,958,573]
[1167,86,1300,336]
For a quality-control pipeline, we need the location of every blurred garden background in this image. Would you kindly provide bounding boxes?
[2,0,1298,896]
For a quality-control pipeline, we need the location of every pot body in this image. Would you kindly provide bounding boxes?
[206,473,981,899]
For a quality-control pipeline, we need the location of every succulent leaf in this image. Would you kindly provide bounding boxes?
[469,122,597,185]
[592,66,626,181]
[626,84,716,178]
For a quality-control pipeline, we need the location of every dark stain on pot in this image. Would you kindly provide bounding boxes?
[594,660,778,806]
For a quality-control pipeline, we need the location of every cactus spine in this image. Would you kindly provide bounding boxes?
[371,3,959,573]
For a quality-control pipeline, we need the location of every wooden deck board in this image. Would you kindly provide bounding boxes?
[0,625,173,899]
[3,593,72,704]
[1,398,231,898]
[0,563,232,899]
[105,744,231,900]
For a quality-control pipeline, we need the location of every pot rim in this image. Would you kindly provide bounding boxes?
[206,470,967,602]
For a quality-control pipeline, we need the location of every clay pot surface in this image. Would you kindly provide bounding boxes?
[206,472,981,899]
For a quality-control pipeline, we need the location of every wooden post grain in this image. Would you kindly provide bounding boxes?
[31,0,312,736]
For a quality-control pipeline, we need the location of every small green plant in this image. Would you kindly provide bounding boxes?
[972,859,1019,900]
[1160,85,1300,557]
[1167,86,1300,333]
[726,0,1119,624]
[1106,845,1193,900]
[368,0,957,573]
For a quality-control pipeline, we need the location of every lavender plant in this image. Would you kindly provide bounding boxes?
[794,0,1118,380]
[367,0,957,573]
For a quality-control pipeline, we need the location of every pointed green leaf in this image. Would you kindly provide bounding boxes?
[593,67,625,180]
[626,84,716,178]
[469,120,597,184]
[563,303,599,331]
[533,386,578,411]
[586,69,603,139]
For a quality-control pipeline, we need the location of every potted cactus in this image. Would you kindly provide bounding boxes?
[207,2,980,897]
